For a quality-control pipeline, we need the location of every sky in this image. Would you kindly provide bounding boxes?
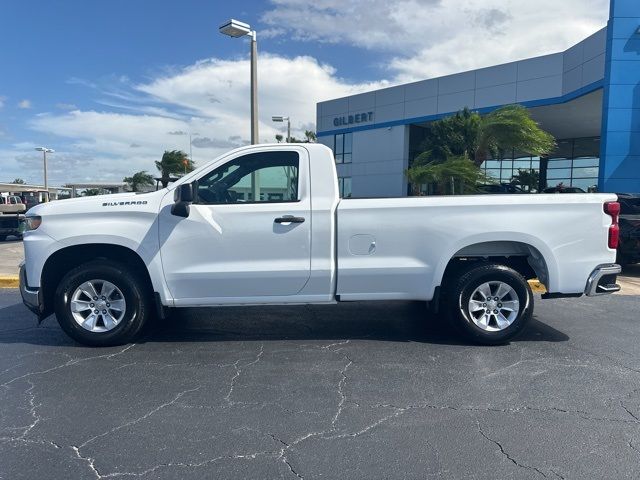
[0,0,610,186]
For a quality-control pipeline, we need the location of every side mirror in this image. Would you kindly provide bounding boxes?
[171,183,194,218]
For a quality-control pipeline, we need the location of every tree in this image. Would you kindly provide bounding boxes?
[511,169,540,192]
[406,155,489,196]
[11,178,26,184]
[275,134,283,143]
[123,171,154,192]
[473,105,555,166]
[155,150,194,188]
[82,188,103,196]
[416,105,555,167]
[304,130,317,143]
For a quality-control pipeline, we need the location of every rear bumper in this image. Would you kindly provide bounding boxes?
[584,264,621,296]
[19,263,43,317]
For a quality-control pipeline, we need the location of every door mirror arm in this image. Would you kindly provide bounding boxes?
[171,183,194,218]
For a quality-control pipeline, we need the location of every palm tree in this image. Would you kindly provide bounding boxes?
[407,155,489,196]
[275,134,283,143]
[11,178,26,184]
[473,105,555,166]
[155,150,194,188]
[415,105,555,167]
[123,171,154,192]
[304,130,317,143]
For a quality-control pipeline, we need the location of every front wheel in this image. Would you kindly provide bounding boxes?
[445,263,534,345]
[54,260,151,346]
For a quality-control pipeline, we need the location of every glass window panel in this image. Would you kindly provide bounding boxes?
[501,170,513,182]
[335,134,344,155]
[513,160,531,169]
[484,160,500,168]
[571,178,598,191]
[197,151,299,204]
[531,159,540,169]
[343,153,352,163]
[572,167,599,178]
[344,133,353,154]
[548,159,572,168]
[572,157,600,167]
[501,160,513,169]
[547,168,572,179]
[485,169,500,178]
[338,177,344,196]
[546,178,571,188]
[343,177,352,198]
[335,154,344,164]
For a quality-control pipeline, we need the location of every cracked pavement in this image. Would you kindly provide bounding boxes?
[0,290,639,479]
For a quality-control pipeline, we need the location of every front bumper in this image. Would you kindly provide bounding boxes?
[19,263,43,317]
[584,264,622,296]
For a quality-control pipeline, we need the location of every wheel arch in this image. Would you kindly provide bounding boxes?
[435,238,556,294]
[40,243,157,318]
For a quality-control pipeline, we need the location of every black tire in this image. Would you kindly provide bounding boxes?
[444,263,533,345]
[54,260,151,346]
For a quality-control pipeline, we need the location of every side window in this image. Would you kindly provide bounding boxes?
[196,151,299,205]
[334,133,353,164]
[338,177,352,198]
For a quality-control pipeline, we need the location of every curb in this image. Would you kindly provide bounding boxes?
[527,279,547,294]
[0,276,19,288]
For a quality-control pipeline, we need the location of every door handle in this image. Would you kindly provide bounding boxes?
[274,216,305,224]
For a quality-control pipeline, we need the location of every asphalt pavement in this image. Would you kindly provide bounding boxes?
[1,289,639,479]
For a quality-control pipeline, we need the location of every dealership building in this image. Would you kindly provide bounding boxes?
[316,0,640,197]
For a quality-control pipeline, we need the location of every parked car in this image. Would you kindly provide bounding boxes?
[20,144,621,347]
[0,195,26,241]
[478,183,526,194]
[0,195,26,214]
[617,193,640,265]
[543,186,586,193]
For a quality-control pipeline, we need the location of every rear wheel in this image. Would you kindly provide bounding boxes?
[54,260,151,346]
[445,263,533,345]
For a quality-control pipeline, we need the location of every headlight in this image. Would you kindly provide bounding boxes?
[25,216,42,231]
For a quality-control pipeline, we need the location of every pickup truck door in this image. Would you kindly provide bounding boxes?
[158,147,311,303]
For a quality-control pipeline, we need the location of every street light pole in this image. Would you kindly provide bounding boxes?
[35,147,54,202]
[250,31,258,145]
[220,19,259,144]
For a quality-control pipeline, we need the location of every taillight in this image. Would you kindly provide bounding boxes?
[604,201,620,249]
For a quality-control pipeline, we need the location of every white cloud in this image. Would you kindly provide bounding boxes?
[6,54,385,185]
[56,103,78,110]
[18,99,32,109]
[262,0,609,81]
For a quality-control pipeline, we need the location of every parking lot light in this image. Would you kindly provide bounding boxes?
[219,19,258,145]
[34,147,54,202]
[272,116,290,143]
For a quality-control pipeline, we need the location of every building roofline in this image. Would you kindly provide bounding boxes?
[317,79,603,137]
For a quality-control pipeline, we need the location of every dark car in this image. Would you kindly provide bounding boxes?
[617,193,640,265]
[478,183,526,194]
[542,186,586,193]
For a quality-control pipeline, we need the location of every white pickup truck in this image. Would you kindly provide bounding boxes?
[20,144,622,346]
